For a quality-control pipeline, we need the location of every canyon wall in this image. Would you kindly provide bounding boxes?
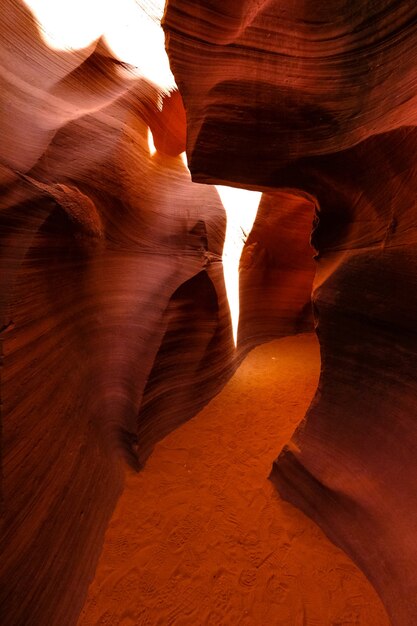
[0,2,314,623]
[164,1,417,625]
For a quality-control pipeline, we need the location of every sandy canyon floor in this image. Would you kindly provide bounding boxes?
[77,333,389,626]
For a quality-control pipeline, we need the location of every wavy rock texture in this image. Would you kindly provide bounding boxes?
[164,0,417,186]
[0,2,316,624]
[239,191,315,348]
[164,1,417,625]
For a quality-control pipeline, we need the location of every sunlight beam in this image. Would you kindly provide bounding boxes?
[147,128,157,155]
[215,186,262,347]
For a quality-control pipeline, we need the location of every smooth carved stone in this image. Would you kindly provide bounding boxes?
[164,0,417,186]
[5,0,416,624]
[238,190,316,348]
[0,7,315,621]
[164,2,417,624]
[146,89,187,156]
[0,1,136,178]
[269,128,417,626]
[0,95,232,624]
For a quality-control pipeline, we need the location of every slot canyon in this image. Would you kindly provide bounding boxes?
[1,1,416,625]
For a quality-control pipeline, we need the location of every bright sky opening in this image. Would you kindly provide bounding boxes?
[216,186,262,346]
[23,0,175,90]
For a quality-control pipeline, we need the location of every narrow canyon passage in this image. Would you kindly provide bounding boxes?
[77,334,389,626]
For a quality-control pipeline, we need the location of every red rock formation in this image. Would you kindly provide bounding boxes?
[164,0,417,185]
[0,2,317,624]
[0,105,228,625]
[271,128,417,626]
[164,2,417,625]
[0,4,223,623]
[8,0,416,624]
[239,191,315,348]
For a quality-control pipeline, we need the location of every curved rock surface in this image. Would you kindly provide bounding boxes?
[0,2,316,624]
[3,0,416,624]
[164,2,417,625]
[164,0,417,186]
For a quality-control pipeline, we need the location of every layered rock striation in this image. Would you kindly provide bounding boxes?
[164,2,417,625]
[0,2,315,624]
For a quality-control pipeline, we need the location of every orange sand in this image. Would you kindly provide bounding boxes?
[77,333,390,626]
